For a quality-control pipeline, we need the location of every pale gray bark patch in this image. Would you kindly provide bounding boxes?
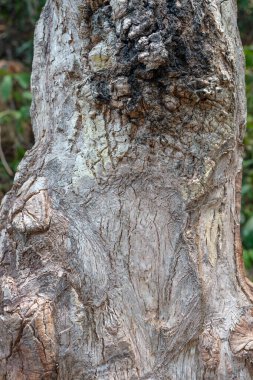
[0,0,251,379]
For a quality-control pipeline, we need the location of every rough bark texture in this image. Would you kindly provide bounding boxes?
[0,0,250,379]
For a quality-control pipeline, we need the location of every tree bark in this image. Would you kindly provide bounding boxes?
[0,0,251,378]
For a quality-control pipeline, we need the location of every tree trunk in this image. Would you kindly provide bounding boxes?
[0,0,251,378]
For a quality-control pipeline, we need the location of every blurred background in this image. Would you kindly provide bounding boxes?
[0,1,253,273]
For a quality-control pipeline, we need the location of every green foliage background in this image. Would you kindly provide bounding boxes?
[0,0,253,271]
[237,1,253,273]
[0,0,44,195]
[241,70,253,270]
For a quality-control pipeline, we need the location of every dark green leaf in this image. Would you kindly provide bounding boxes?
[0,75,13,102]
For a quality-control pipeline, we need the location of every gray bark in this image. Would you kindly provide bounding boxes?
[0,0,251,379]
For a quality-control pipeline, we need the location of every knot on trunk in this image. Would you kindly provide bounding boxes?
[10,177,51,234]
[230,309,253,359]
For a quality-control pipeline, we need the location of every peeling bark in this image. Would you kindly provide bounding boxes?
[0,0,251,379]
